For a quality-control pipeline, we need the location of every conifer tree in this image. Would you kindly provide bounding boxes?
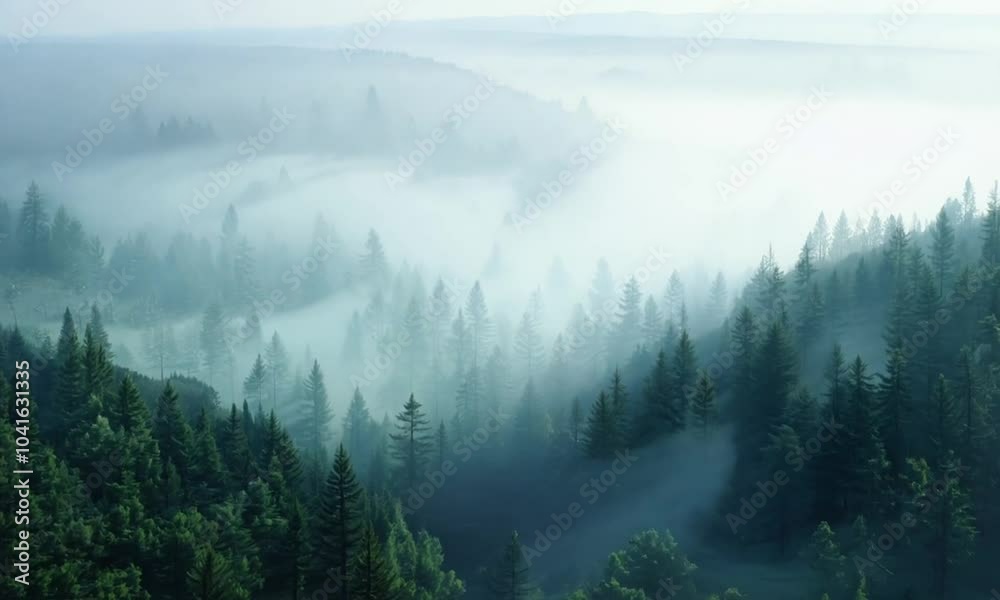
[82,324,114,403]
[200,303,228,386]
[671,330,697,421]
[298,360,333,456]
[928,375,961,467]
[155,382,195,485]
[466,281,492,367]
[907,457,977,599]
[390,394,431,492]
[265,331,289,410]
[315,444,364,598]
[641,296,662,350]
[488,531,537,599]
[243,355,267,413]
[690,371,716,437]
[343,386,372,465]
[350,523,398,600]
[220,403,254,490]
[931,206,956,297]
[18,181,49,270]
[88,303,113,356]
[513,309,545,375]
[633,350,678,444]
[187,545,248,600]
[806,521,847,598]
[584,391,619,459]
[613,277,643,359]
[52,311,85,444]
[877,348,910,476]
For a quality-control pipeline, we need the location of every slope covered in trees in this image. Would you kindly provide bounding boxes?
[2,178,1000,599]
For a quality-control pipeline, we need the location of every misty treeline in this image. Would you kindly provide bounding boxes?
[1,175,1000,600]
[1,45,595,176]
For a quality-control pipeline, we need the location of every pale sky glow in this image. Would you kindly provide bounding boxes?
[4,0,1000,37]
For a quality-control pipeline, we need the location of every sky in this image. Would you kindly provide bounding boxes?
[4,0,1000,37]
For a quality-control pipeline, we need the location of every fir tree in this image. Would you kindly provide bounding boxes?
[584,391,620,459]
[220,404,254,490]
[390,394,431,492]
[690,371,717,437]
[298,360,333,456]
[350,524,398,600]
[488,531,537,599]
[315,444,364,598]
[154,382,195,485]
[243,355,267,413]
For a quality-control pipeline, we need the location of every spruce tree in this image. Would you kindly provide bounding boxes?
[186,545,247,600]
[154,382,195,485]
[690,371,716,437]
[298,360,333,456]
[390,394,431,492]
[315,444,364,598]
[931,206,956,297]
[584,391,619,458]
[488,531,537,599]
[243,355,267,413]
[220,404,254,490]
[671,330,697,421]
[343,386,372,465]
[350,524,398,600]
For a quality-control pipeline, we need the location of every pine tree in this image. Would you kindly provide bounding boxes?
[200,303,229,386]
[609,369,629,441]
[812,212,830,261]
[488,531,537,599]
[350,524,398,600]
[265,332,290,411]
[298,360,333,456]
[154,382,195,485]
[690,371,716,437]
[570,396,582,445]
[664,270,685,325]
[806,521,847,598]
[877,348,910,476]
[707,272,728,323]
[671,330,697,421]
[360,229,389,284]
[466,281,492,367]
[612,277,642,358]
[513,309,545,375]
[931,206,956,297]
[82,324,114,403]
[633,350,678,444]
[89,304,112,356]
[390,394,431,492]
[928,375,961,468]
[907,457,977,599]
[584,391,619,458]
[315,444,364,598]
[51,310,85,444]
[220,404,254,490]
[18,181,49,270]
[831,210,851,261]
[794,236,818,290]
[640,296,663,350]
[190,407,225,506]
[844,357,888,515]
[961,176,976,227]
[243,355,268,413]
[343,387,372,466]
[187,545,247,600]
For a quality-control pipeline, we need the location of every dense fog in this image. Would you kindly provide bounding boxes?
[2,5,1000,600]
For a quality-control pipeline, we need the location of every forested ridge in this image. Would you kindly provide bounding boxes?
[1,176,999,599]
